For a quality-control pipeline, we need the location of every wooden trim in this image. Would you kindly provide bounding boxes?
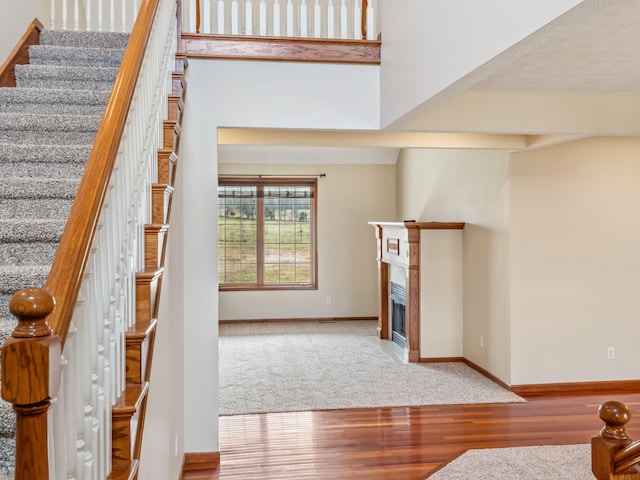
[420,357,465,363]
[44,0,160,346]
[219,316,377,324]
[405,221,466,230]
[182,452,221,471]
[0,18,43,87]
[181,34,380,64]
[462,358,512,391]
[511,380,640,396]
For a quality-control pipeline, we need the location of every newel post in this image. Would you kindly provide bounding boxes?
[1,288,61,480]
[592,401,640,480]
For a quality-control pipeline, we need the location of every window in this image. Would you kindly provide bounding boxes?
[218,177,317,290]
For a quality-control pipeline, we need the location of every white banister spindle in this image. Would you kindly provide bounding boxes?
[217,0,224,33]
[109,0,115,31]
[353,0,360,40]
[340,0,347,38]
[327,0,334,38]
[300,0,307,37]
[273,0,281,35]
[98,0,103,31]
[121,0,127,31]
[245,0,253,35]
[286,0,293,36]
[259,0,267,36]
[203,0,211,33]
[85,0,91,31]
[73,0,79,30]
[231,0,239,35]
[366,0,374,39]
[313,0,320,37]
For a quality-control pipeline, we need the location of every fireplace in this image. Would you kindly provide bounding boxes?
[389,282,407,348]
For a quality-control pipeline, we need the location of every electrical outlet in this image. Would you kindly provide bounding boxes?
[326,296,332,304]
[607,347,615,360]
[479,336,484,349]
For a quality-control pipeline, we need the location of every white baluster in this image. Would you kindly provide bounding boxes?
[109,0,115,32]
[121,0,127,31]
[340,0,347,39]
[245,0,253,35]
[203,0,211,33]
[300,0,307,37]
[313,0,320,37]
[353,0,360,40]
[50,0,55,28]
[273,0,280,36]
[327,0,334,38]
[74,0,79,30]
[97,0,103,31]
[259,0,266,36]
[85,0,91,30]
[231,0,239,34]
[217,0,225,34]
[286,0,293,36]
[366,0,374,39]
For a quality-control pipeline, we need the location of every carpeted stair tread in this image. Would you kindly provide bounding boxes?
[0,435,15,480]
[0,162,87,179]
[28,44,125,68]
[0,88,109,115]
[0,113,101,145]
[0,265,49,294]
[15,64,119,91]
[40,30,129,49]
[0,143,92,164]
[1,178,80,199]
[0,243,58,267]
[0,219,65,243]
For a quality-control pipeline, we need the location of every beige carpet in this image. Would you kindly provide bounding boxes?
[219,320,525,415]
[427,444,593,479]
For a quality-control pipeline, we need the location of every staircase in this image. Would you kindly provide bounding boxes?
[0,0,184,472]
[0,29,128,479]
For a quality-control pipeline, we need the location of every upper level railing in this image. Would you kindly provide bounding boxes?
[183,0,378,40]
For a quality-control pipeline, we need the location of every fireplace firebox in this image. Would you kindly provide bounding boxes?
[389,282,407,348]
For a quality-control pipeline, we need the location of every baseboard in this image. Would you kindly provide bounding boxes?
[419,356,464,363]
[182,452,220,472]
[219,316,377,324]
[462,358,512,391]
[511,380,640,396]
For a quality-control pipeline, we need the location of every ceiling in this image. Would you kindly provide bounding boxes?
[220,0,640,164]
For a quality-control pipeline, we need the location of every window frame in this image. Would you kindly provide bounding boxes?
[217,177,318,291]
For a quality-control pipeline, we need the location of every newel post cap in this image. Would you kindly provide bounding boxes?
[1,288,61,405]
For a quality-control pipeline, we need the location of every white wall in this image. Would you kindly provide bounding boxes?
[1,1,43,63]
[420,230,463,359]
[379,0,583,128]
[218,162,395,321]
[174,58,380,454]
[509,137,640,385]
[138,246,185,480]
[396,148,511,383]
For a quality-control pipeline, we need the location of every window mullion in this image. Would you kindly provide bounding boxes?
[257,186,265,286]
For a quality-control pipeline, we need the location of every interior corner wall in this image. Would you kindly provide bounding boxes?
[218,163,395,321]
[509,137,640,386]
[2,1,44,62]
[379,0,583,128]
[395,148,511,383]
[176,58,380,454]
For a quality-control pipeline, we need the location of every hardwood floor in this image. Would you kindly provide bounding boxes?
[182,391,640,479]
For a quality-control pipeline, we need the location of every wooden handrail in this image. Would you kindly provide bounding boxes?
[44,0,161,347]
